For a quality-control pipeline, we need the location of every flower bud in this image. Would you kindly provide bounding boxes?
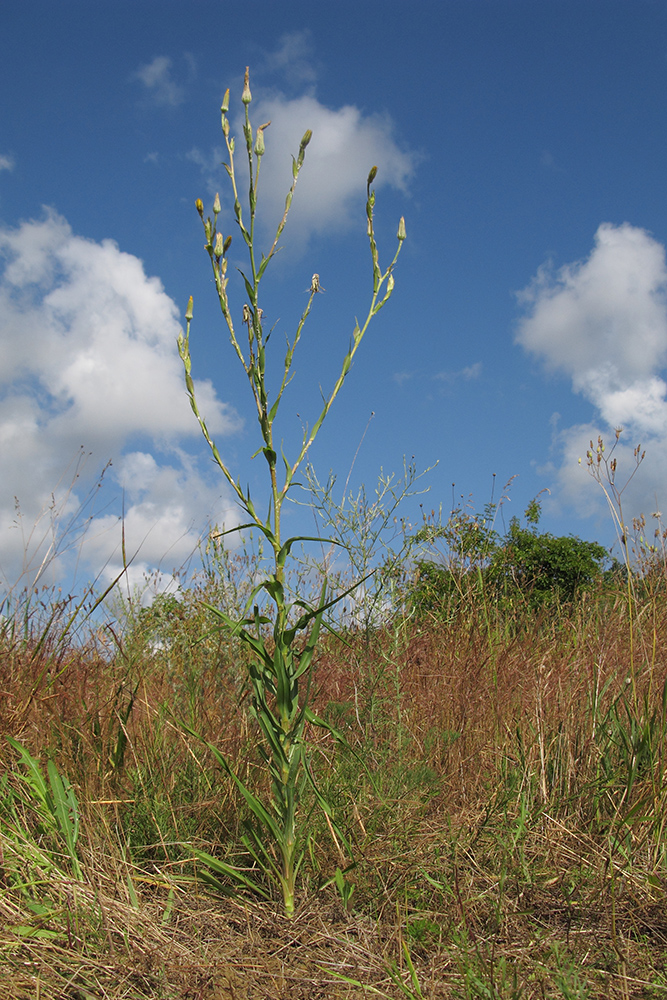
[185,296,193,321]
[214,232,224,257]
[242,67,252,104]
[297,130,312,169]
[195,199,204,218]
[213,192,221,215]
[221,88,230,114]
[254,125,266,157]
[367,165,378,187]
[397,216,406,241]
[221,115,230,137]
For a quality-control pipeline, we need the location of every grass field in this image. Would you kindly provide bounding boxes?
[2,562,667,1000]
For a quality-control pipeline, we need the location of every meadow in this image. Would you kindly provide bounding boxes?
[2,72,667,999]
[2,541,667,999]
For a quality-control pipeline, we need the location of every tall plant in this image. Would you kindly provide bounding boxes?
[178,68,405,916]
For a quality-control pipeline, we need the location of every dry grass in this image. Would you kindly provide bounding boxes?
[2,585,667,998]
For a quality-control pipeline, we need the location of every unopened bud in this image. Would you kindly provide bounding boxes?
[185,296,193,321]
[221,88,230,114]
[213,192,221,215]
[297,130,312,169]
[221,115,230,137]
[214,232,224,257]
[254,122,270,157]
[223,235,232,255]
[397,216,406,241]
[367,165,378,187]
[195,199,204,218]
[242,67,252,104]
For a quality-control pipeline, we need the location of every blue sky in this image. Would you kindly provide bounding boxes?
[2,0,667,595]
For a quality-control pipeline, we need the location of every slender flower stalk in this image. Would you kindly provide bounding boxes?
[178,68,404,917]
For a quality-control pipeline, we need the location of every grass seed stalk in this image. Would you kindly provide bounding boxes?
[177,68,405,917]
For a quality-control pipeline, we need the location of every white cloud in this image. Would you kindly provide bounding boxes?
[265,31,319,88]
[0,210,241,593]
[132,56,186,107]
[516,223,667,528]
[189,84,416,249]
[0,155,15,173]
[434,362,482,384]
[247,94,414,243]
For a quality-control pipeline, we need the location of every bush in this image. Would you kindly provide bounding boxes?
[410,498,609,618]
[488,516,608,608]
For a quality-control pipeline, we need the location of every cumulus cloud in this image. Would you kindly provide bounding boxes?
[516,222,667,527]
[0,154,15,173]
[189,61,416,249]
[0,210,240,593]
[132,56,186,107]
[251,95,413,241]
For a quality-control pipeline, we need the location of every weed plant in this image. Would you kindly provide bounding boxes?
[177,69,405,917]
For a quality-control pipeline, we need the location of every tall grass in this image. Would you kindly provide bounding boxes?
[3,555,667,996]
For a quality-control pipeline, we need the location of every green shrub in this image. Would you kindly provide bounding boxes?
[410,498,608,617]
